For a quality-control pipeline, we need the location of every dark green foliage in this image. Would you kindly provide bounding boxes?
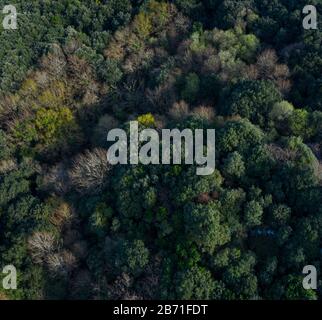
[244,200,263,227]
[184,202,230,253]
[215,0,255,30]
[181,72,200,103]
[0,160,54,299]
[0,130,12,160]
[220,80,282,126]
[0,0,321,301]
[284,275,317,300]
[222,151,245,179]
[110,239,149,276]
[175,266,215,299]
[217,119,264,155]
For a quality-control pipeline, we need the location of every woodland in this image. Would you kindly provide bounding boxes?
[0,0,321,300]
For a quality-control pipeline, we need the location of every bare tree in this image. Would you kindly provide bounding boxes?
[46,250,78,276]
[69,148,111,195]
[248,49,291,94]
[28,232,57,264]
[191,105,216,124]
[39,44,67,77]
[256,49,278,78]
[106,273,142,300]
[168,100,190,120]
[267,143,298,162]
[135,255,161,299]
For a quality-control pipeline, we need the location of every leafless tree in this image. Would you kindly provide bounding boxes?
[168,100,190,120]
[28,232,57,264]
[106,273,142,300]
[69,148,111,195]
[46,250,78,276]
[39,44,67,77]
[248,49,291,94]
[191,105,216,124]
[135,255,161,299]
[267,143,298,162]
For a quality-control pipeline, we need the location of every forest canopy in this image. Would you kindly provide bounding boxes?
[0,0,321,300]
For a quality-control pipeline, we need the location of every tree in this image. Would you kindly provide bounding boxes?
[220,189,246,233]
[268,204,291,226]
[137,113,156,127]
[111,239,149,276]
[251,50,291,94]
[181,72,200,103]
[92,115,120,148]
[1,0,322,301]
[244,200,263,227]
[221,80,282,126]
[246,145,274,180]
[184,202,230,253]
[13,106,83,157]
[28,232,57,264]
[88,203,113,238]
[175,266,215,299]
[269,101,294,123]
[168,167,223,204]
[222,151,245,179]
[114,166,158,222]
[287,109,312,139]
[222,252,258,299]
[97,58,123,85]
[0,130,12,160]
[284,275,317,300]
[215,0,255,30]
[217,118,264,155]
[69,148,111,195]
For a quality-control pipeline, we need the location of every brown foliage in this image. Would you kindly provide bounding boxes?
[49,200,75,229]
[247,49,291,94]
[28,231,57,264]
[267,143,298,162]
[106,273,142,300]
[135,255,162,299]
[69,148,110,195]
[46,250,78,276]
[168,100,190,120]
[192,105,216,123]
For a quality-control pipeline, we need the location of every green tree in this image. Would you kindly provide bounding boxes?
[284,275,317,300]
[181,73,200,103]
[112,239,149,276]
[221,80,282,126]
[184,202,230,253]
[217,119,264,155]
[222,151,245,179]
[175,266,215,299]
[244,200,263,227]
